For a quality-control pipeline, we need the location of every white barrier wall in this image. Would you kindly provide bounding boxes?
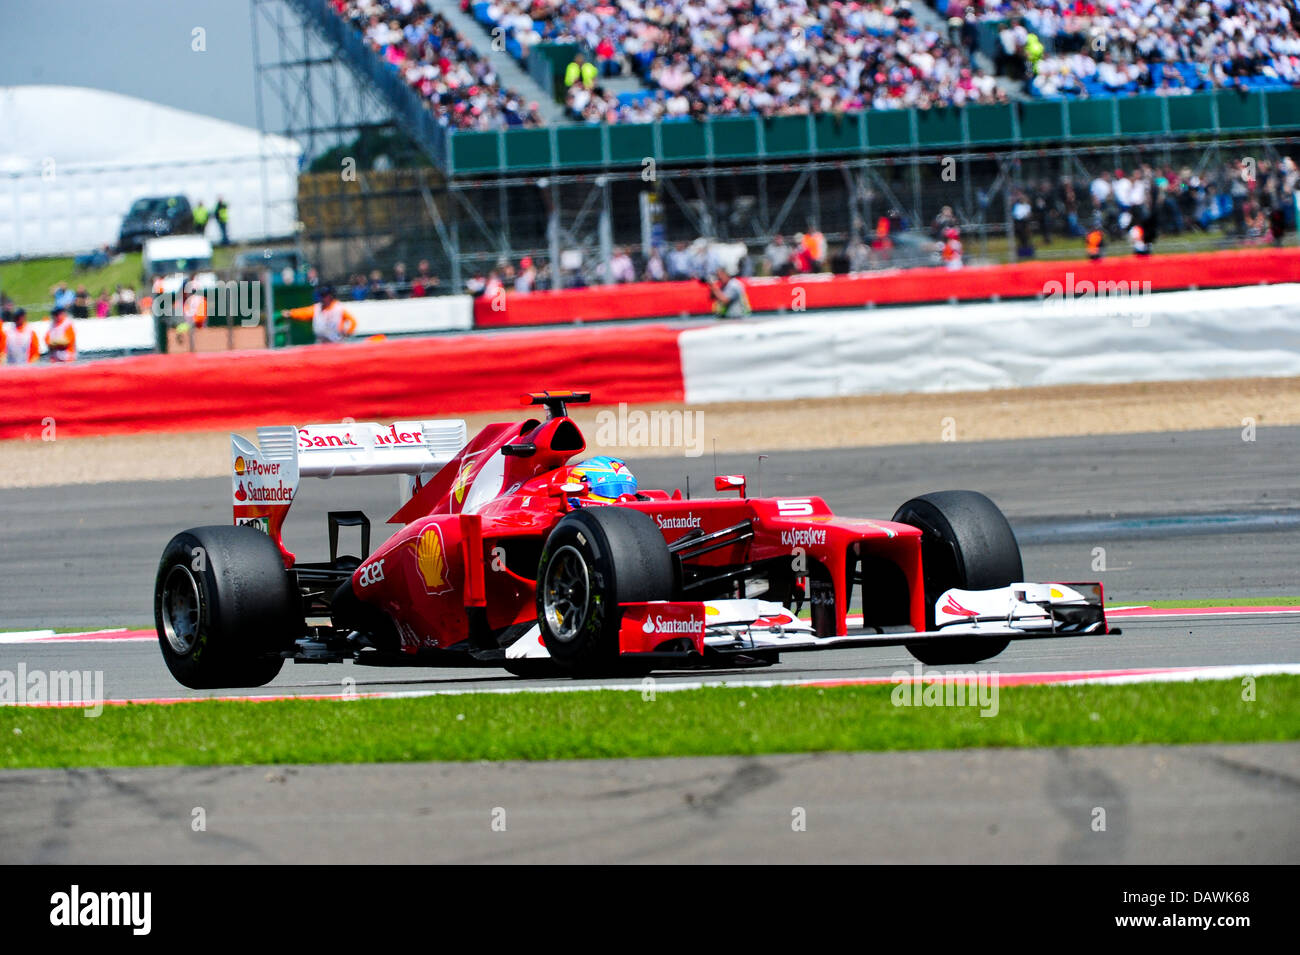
[4,295,475,360]
[18,315,157,357]
[345,296,474,336]
[679,284,1300,403]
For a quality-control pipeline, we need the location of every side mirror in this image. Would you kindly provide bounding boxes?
[553,480,586,511]
[714,474,746,496]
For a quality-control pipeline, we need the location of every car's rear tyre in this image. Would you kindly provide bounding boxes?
[536,507,674,673]
[892,491,1022,666]
[154,525,299,688]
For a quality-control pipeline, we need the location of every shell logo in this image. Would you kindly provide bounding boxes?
[452,462,475,505]
[413,525,451,595]
[1050,587,1064,599]
[705,605,720,616]
[234,456,246,475]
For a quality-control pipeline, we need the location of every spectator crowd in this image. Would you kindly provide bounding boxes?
[952,0,1300,98]
[331,0,545,129]
[486,0,1008,122]
[449,153,1298,296]
[330,0,1299,130]
[1001,155,1299,258]
[338,259,444,299]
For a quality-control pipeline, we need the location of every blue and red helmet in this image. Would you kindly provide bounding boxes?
[569,456,637,503]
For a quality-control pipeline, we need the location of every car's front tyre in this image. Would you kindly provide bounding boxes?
[893,490,1023,666]
[535,507,674,673]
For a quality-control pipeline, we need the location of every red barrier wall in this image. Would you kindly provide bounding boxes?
[3,324,685,440]
[475,280,709,328]
[474,247,1300,327]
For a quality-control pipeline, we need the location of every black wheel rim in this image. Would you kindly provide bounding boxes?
[542,545,590,643]
[161,564,202,654]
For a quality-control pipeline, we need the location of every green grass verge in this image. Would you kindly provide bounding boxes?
[0,255,145,311]
[1140,596,1300,609]
[0,248,241,311]
[3,677,1296,769]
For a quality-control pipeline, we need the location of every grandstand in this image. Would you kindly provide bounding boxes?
[952,0,1300,99]
[328,0,545,128]
[465,0,1008,122]
[249,0,1300,294]
[325,0,1300,127]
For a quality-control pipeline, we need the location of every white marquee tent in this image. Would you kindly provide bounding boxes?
[0,86,302,258]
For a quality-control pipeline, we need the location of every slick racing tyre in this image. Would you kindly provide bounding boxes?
[892,491,1023,666]
[154,525,299,689]
[536,507,674,673]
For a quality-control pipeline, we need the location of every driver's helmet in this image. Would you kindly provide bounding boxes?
[568,456,637,503]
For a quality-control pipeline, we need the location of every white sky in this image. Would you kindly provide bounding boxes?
[0,0,263,128]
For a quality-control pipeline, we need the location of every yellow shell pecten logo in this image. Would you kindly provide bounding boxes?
[414,526,451,594]
[452,461,475,505]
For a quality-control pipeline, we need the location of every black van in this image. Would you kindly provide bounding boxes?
[118,195,196,252]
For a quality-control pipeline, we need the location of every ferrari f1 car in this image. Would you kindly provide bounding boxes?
[154,391,1115,688]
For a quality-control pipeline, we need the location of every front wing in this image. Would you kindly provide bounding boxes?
[504,582,1116,661]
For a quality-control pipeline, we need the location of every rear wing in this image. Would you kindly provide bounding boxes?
[231,420,467,563]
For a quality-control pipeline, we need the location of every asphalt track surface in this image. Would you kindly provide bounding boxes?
[1,743,1295,863]
[2,426,1298,864]
[2,426,1298,699]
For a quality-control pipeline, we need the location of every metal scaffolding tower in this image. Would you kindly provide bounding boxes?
[251,0,435,280]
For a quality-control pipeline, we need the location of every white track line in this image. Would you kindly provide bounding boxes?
[0,629,151,644]
[5,663,1299,708]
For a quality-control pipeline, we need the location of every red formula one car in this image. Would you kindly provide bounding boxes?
[154,391,1115,688]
